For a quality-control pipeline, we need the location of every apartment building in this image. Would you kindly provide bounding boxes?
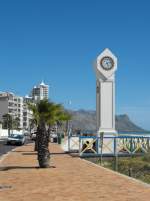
[23,95,33,129]
[0,92,23,128]
[0,81,49,130]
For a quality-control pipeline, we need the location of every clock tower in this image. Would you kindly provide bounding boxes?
[93,48,117,136]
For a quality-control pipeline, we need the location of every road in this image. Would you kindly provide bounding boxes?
[0,138,32,158]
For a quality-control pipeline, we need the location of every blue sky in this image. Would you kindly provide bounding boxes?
[0,0,150,129]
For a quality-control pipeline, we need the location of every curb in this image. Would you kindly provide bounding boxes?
[81,158,150,188]
[0,146,21,165]
[0,152,10,165]
[0,143,33,165]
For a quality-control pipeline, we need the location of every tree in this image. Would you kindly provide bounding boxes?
[28,99,71,168]
[28,104,39,151]
[29,118,37,133]
[13,117,20,130]
[2,114,13,136]
[29,118,38,151]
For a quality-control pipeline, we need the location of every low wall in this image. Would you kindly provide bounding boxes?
[0,129,23,139]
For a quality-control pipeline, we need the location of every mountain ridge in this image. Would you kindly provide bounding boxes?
[68,110,147,133]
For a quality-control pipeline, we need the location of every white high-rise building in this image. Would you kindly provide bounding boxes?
[31,81,49,101]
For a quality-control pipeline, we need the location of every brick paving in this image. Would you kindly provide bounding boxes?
[0,143,150,201]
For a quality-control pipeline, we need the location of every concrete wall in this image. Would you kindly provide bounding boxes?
[0,128,23,139]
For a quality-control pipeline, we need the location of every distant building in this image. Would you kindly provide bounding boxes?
[23,95,33,129]
[24,95,33,104]
[0,92,23,128]
[31,81,49,102]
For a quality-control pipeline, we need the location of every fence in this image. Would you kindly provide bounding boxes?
[66,134,150,157]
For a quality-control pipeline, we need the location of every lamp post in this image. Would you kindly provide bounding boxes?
[64,100,72,136]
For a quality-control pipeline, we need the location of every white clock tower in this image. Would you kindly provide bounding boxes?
[94,48,117,136]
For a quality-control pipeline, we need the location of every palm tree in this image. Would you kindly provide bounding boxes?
[28,118,38,151]
[28,99,71,168]
[2,113,13,136]
[13,117,20,130]
[28,103,39,151]
[29,118,37,133]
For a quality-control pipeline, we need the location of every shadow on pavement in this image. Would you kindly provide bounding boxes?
[0,165,56,171]
[22,152,37,155]
[50,152,67,155]
[12,151,67,155]
[12,150,36,153]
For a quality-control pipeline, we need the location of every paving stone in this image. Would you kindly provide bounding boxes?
[0,143,150,201]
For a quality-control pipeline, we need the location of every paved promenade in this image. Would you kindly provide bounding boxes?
[0,143,150,201]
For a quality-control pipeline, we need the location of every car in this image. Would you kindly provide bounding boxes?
[7,134,25,145]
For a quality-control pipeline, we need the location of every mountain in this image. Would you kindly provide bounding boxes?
[69,110,147,133]
[115,114,146,132]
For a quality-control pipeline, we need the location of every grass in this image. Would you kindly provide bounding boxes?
[87,151,150,184]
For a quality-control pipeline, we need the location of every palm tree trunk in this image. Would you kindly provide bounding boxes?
[34,126,39,151]
[37,120,50,168]
[8,128,10,137]
[34,135,38,151]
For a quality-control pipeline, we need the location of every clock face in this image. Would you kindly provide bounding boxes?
[100,56,114,71]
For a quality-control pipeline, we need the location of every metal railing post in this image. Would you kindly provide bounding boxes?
[114,136,118,171]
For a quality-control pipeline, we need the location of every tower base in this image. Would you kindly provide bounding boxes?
[97,129,118,137]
